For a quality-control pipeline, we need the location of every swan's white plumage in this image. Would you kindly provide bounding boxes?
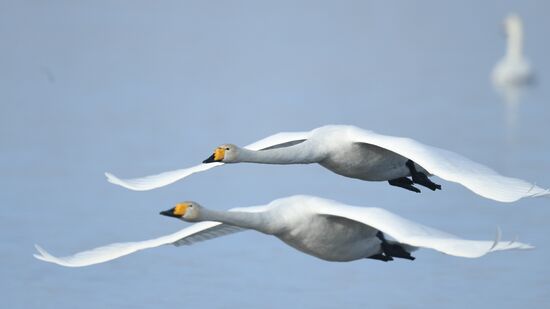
[34,196,533,267]
[106,125,548,203]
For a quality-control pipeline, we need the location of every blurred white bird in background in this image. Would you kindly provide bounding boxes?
[33,195,533,267]
[492,14,534,136]
[492,14,533,99]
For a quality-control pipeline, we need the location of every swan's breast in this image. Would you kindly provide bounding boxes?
[492,58,532,86]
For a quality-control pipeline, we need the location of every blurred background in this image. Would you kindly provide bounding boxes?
[1,1,549,308]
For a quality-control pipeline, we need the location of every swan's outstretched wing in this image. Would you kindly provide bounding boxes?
[33,222,242,267]
[316,200,533,258]
[347,126,550,202]
[105,163,224,191]
[105,131,312,191]
[34,205,268,267]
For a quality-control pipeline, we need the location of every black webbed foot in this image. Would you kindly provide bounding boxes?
[412,172,441,191]
[367,253,393,262]
[372,231,415,261]
[381,243,415,261]
[388,177,421,193]
[406,160,442,191]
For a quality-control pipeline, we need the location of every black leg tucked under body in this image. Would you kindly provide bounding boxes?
[406,160,441,191]
[367,232,415,262]
[388,177,421,193]
[367,253,393,262]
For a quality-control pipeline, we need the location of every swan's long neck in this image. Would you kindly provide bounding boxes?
[197,208,274,234]
[505,18,524,60]
[235,144,323,165]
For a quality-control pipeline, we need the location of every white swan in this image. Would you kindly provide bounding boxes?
[492,14,532,87]
[492,14,534,140]
[33,195,533,267]
[106,125,549,203]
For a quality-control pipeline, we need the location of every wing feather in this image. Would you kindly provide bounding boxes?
[33,222,232,267]
[173,225,244,246]
[316,201,533,258]
[347,126,550,202]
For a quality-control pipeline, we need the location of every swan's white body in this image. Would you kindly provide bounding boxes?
[492,14,532,87]
[106,125,549,203]
[34,195,533,267]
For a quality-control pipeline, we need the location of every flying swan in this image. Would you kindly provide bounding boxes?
[34,195,533,267]
[105,125,549,203]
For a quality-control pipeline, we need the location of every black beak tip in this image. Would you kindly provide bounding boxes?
[203,153,216,164]
[160,210,177,218]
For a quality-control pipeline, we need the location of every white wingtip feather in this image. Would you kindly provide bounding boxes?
[104,172,116,182]
[489,227,502,251]
[534,188,550,198]
[104,172,144,191]
[504,234,535,250]
[486,229,535,253]
[524,183,550,198]
[34,244,63,265]
[518,243,535,250]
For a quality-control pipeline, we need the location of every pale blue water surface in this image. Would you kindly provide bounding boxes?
[1,1,550,308]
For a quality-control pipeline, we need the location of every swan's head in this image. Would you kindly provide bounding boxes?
[202,144,239,163]
[503,14,522,38]
[160,201,202,222]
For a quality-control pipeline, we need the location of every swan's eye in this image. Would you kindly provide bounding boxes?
[225,147,230,151]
